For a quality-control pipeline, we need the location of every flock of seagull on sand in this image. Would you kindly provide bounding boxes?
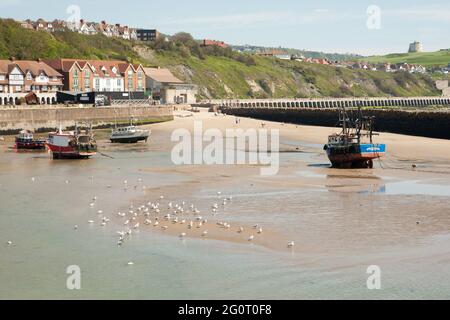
[5,178,295,255]
[86,187,295,252]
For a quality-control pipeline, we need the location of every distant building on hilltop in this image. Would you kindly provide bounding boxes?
[408,41,423,53]
[136,29,160,42]
[256,49,291,60]
[201,39,228,48]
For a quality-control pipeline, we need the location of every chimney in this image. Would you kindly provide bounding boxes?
[10,57,16,62]
[37,58,42,63]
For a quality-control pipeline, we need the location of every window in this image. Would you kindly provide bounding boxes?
[94,78,100,91]
[127,70,134,90]
[117,79,121,86]
[0,85,3,91]
[73,69,79,90]
[26,72,32,80]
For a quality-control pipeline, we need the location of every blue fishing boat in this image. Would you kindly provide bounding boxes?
[323,106,386,168]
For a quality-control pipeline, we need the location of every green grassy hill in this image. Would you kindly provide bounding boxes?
[361,50,450,67]
[0,19,441,99]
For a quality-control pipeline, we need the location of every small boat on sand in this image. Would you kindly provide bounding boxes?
[15,130,46,150]
[46,123,97,159]
[323,106,386,168]
[110,125,150,143]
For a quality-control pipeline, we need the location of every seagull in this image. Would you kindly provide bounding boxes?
[160,195,164,200]
[133,223,140,229]
[124,220,130,225]
[6,241,12,246]
[97,210,103,214]
[31,177,35,182]
[144,219,151,225]
[237,227,244,233]
[202,230,208,237]
[161,226,168,231]
[179,233,187,238]
[257,228,263,234]
[287,241,295,248]
[127,261,134,266]
[248,235,255,241]
[252,224,259,229]
[88,220,94,224]
[74,225,78,230]
[197,222,203,228]
[65,180,70,184]
[153,221,159,227]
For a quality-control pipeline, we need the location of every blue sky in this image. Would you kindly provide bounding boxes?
[1,0,449,56]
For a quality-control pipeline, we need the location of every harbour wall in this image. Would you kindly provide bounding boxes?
[222,108,450,140]
[0,105,175,134]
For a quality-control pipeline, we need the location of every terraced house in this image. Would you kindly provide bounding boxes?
[0,59,63,105]
[43,59,146,93]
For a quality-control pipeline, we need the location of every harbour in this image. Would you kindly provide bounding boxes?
[1,110,449,299]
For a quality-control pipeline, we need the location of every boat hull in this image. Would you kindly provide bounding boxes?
[110,131,150,144]
[110,135,148,143]
[46,144,96,159]
[325,143,386,168]
[15,140,46,150]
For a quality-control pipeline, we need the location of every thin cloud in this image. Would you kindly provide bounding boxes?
[384,5,450,23]
[159,9,362,29]
[0,0,22,7]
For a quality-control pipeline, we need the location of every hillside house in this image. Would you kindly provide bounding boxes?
[0,59,63,105]
[43,59,145,93]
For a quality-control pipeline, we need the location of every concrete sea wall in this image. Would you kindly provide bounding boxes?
[223,108,450,140]
[0,105,174,134]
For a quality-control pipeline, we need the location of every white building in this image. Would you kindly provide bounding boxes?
[144,67,197,104]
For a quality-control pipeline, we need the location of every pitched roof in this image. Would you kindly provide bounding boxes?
[143,67,183,84]
[0,60,62,77]
[44,59,141,78]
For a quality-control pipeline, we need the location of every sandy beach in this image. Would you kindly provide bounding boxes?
[92,109,450,254]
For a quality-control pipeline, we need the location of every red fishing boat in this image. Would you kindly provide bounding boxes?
[15,130,46,150]
[46,123,97,159]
